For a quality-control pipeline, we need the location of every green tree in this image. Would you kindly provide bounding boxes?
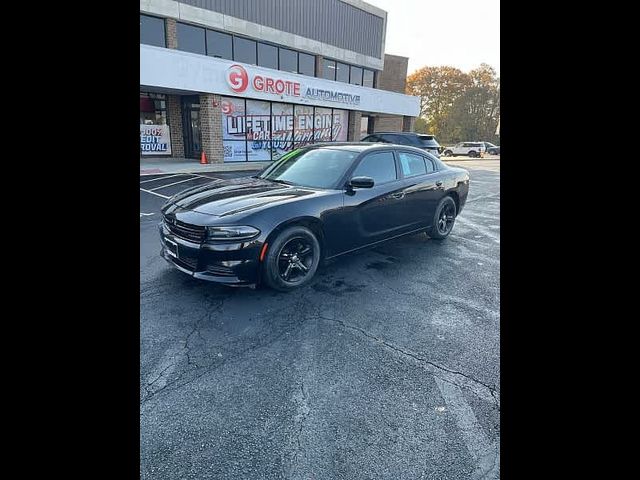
[449,64,500,143]
[414,117,428,133]
[406,64,500,144]
[406,66,470,142]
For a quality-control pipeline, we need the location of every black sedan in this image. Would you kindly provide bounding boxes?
[159,143,470,291]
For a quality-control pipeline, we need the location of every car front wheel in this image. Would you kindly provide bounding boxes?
[444,150,453,156]
[427,196,457,240]
[262,226,321,291]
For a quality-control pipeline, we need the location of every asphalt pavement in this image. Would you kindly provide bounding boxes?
[140,160,500,479]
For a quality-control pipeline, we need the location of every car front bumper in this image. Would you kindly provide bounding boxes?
[158,222,262,286]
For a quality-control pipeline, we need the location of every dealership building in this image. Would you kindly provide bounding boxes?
[140,0,420,163]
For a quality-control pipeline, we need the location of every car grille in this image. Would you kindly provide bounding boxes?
[206,264,236,277]
[173,255,198,272]
[164,216,206,243]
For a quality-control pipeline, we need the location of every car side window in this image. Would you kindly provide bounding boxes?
[397,152,427,177]
[352,151,397,184]
[423,156,435,173]
[363,135,378,142]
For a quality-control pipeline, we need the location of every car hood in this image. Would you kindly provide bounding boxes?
[165,176,325,217]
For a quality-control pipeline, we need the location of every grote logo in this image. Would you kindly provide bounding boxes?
[227,64,249,93]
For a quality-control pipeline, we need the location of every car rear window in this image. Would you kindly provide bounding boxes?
[398,152,427,177]
[417,135,440,147]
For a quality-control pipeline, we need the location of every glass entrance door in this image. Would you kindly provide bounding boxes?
[181,96,202,159]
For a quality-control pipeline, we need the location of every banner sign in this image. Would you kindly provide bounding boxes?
[222,97,348,162]
[140,124,172,155]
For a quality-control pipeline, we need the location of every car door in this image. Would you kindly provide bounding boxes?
[452,143,464,155]
[338,150,410,252]
[396,150,444,228]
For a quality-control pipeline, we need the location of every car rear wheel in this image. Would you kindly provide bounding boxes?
[444,150,453,157]
[427,196,457,240]
[469,150,478,158]
[262,226,321,291]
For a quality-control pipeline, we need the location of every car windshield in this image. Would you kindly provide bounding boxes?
[258,148,358,189]
[417,135,440,147]
[484,142,497,148]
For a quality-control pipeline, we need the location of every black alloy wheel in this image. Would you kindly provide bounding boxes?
[263,226,321,291]
[428,196,457,240]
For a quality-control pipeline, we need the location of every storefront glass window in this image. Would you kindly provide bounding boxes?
[279,48,298,74]
[140,92,170,156]
[332,109,349,141]
[206,30,232,60]
[258,43,278,70]
[314,107,334,142]
[246,100,272,161]
[322,59,336,81]
[221,97,247,162]
[140,92,167,125]
[363,69,375,88]
[350,66,363,86]
[294,105,315,147]
[298,53,315,77]
[222,97,351,162]
[176,22,206,55]
[140,15,166,47]
[271,103,294,160]
[335,62,349,83]
[234,37,257,65]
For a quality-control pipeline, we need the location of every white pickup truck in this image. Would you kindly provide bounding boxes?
[442,142,485,158]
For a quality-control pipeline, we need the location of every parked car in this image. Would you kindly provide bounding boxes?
[159,143,470,291]
[361,132,442,158]
[442,142,485,157]
[482,142,500,155]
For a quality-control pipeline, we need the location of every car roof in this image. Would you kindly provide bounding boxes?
[301,142,384,152]
[301,141,440,154]
[369,132,419,135]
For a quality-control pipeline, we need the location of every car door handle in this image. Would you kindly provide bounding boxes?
[390,192,405,199]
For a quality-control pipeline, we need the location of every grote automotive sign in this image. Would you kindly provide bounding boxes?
[226,64,359,105]
[141,45,420,116]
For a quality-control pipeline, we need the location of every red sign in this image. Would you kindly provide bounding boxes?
[226,64,301,97]
[227,64,249,93]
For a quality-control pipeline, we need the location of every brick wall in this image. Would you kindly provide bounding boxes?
[347,111,362,141]
[402,116,415,132]
[166,18,177,49]
[200,93,224,164]
[377,54,409,93]
[373,115,403,133]
[166,95,185,158]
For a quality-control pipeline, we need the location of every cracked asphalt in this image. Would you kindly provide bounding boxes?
[140,159,500,479]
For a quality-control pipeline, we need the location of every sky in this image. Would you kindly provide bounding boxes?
[364,0,500,76]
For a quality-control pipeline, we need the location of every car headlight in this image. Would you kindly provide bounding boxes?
[206,225,260,240]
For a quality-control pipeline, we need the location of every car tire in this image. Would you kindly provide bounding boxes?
[469,150,478,158]
[444,150,453,157]
[427,196,457,240]
[262,225,321,291]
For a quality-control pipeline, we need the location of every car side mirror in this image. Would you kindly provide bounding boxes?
[349,176,375,189]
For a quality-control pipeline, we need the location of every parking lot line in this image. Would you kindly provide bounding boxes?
[140,188,170,199]
[149,176,210,191]
[139,174,183,184]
